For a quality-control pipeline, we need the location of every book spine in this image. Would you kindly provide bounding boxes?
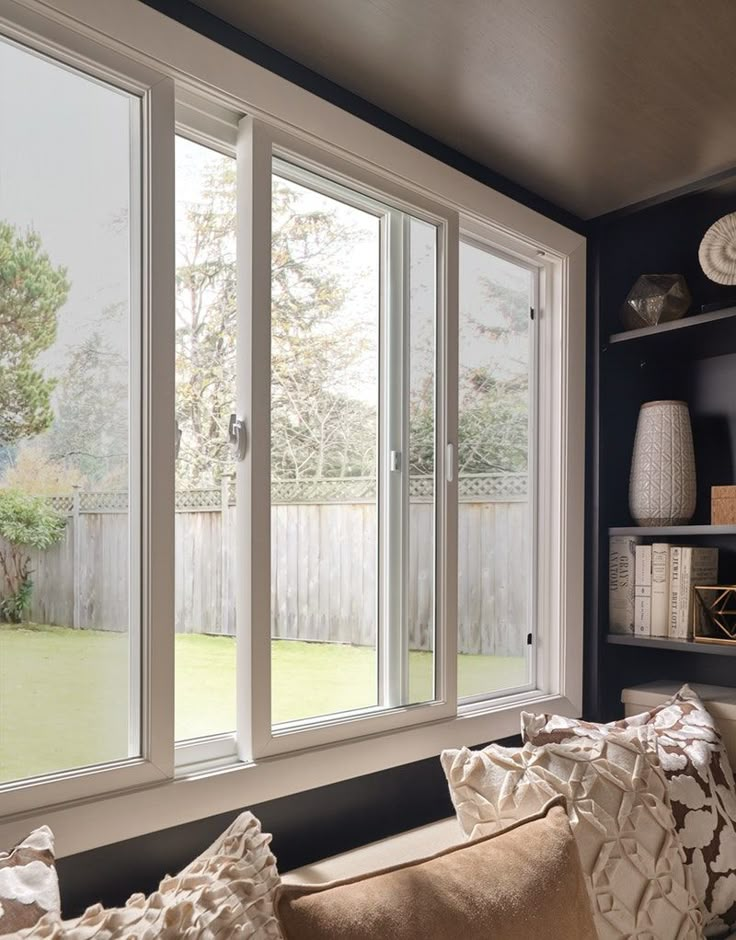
[650,543,670,637]
[668,546,682,638]
[672,547,692,639]
[609,536,640,634]
[634,545,652,636]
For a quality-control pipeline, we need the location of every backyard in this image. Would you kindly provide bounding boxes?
[0,624,525,782]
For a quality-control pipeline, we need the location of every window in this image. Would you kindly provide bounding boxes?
[0,0,584,849]
[0,35,142,784]
[174,135,237,742]
[457,239,536,701]
[239,123,457,758]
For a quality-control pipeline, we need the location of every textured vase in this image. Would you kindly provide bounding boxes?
[629,401,696,526]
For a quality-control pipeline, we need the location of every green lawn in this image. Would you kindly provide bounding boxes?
[0,625,526,783]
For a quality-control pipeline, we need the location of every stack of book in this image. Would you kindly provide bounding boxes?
[609,535,718,639]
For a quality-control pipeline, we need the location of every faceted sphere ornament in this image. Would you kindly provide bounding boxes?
[629,400,696,527]
[619,274,691,330]
[699,212,736,284]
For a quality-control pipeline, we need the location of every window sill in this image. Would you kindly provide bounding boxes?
[0,689,579,858]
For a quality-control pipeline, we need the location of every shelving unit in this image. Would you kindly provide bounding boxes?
[609,525,736,537]
[607,634,736,657]
[589,174,736,720]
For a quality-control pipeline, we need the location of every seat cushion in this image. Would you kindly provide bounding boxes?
[275,798,596,940]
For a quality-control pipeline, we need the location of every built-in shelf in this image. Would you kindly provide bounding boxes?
[607,305,736,359]
[607,633,736,656]
[609,525,736,536]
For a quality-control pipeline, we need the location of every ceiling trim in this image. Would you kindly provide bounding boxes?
[139,0,587,236]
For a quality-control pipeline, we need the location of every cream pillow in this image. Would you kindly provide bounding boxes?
[0,826,60,935]
[20,812,282,939]
[442,727,702,940]
[522,683,736,936]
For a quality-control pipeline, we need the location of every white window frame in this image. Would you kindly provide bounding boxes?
[0,0,585,856]
[238,118,459,759]
[0,0,175,818]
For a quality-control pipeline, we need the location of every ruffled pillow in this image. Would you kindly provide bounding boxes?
[20,812,282,939]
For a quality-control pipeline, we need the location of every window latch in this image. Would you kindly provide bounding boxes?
[390,450,402,472]
[228,414,248,462]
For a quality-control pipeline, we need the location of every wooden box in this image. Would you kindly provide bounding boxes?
[712,486,736,525]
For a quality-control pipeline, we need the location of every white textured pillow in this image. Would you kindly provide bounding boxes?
[522,684,736,936]
[442,728,702,940]
[20,812,283,939]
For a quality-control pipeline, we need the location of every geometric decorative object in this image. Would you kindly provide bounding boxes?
[693,585,736,644]
[619,273,691,330]
[699,212,736,284]
[629,400,696,526]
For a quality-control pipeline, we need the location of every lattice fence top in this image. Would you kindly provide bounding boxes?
[45,473,526,513]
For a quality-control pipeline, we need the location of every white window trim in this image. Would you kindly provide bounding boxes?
[238,117,459,759]
[0,0,585,855]
[0,1,176,819]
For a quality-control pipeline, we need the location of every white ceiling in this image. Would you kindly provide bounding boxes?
[190,0,736,220]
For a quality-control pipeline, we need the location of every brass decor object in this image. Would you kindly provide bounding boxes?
[693,585,736,645]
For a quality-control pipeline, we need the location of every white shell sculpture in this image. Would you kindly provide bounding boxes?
[699,212,736,284]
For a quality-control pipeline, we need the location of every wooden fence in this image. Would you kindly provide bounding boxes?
[6,475,529,656]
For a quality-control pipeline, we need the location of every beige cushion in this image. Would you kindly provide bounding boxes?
[0,827,60,935]
[523,683,736,935]
[443,728,702,940]
[275,798,596,940]
[19,812,282,939]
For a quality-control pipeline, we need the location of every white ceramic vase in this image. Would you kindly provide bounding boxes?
[629,400,696,526]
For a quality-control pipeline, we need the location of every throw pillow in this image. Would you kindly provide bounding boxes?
[0,826,60,935]
[442,728,702,940]
[522,684,736,935]
[275,798,596,940]
[18,811,283,939]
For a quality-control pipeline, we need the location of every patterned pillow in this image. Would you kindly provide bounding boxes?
[522,684,736,936]
[20,812,283,939]
[442,728,702,940]
[0,826,60,934]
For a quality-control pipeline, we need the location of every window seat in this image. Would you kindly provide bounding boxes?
[282,816,462,885]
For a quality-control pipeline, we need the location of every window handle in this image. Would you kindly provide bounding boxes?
[390,450,402,472]
[446,443,455,483]
[228,414,248,462]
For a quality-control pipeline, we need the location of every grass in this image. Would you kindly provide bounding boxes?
[0,625,526,782]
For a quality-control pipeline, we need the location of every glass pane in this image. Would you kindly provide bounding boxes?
[271,161,380,725]
[407,218,437,705]
[0,38,139,782]
[174,137,237,740]
[458,240,533,699]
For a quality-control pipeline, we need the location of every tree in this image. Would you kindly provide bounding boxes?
[175,155,376,487]
[409,276,529,477]
[0,488,65,623]
[0,222,69,450]
[47,316,128,487]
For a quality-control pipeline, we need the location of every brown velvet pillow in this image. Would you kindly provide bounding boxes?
[275,798,596,940]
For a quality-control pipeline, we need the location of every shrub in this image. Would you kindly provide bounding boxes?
[0,489,65,623]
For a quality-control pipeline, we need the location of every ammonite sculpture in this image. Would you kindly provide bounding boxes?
[699,212,736,285]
